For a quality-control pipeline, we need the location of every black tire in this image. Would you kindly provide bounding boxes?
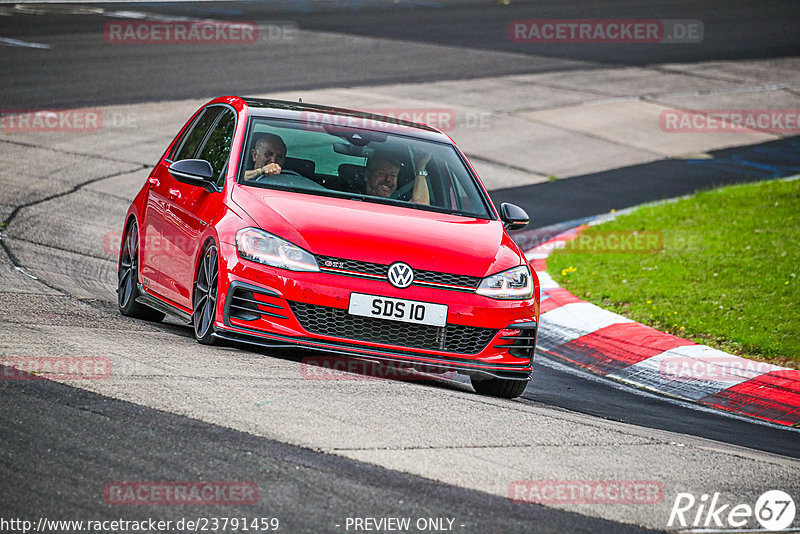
[470,376,529,399]
[117,222,165,322]
[192,243,220,345]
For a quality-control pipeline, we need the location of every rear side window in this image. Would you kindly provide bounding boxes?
[173,106,223,161]
[198,108,236,185]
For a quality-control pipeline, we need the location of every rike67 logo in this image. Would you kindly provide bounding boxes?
[668,490,796,530]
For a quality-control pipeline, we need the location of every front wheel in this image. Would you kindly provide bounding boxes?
[117,222,165,322]
[192,243,220,345]
[470,376,529,399]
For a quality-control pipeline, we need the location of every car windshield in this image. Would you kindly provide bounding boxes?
[238,116,493,219]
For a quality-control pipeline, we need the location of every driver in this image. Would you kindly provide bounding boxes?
[243,133,286,181]
[363,152,430,205]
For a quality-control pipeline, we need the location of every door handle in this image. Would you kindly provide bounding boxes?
[147,177,160,189]
[168,189,181,200]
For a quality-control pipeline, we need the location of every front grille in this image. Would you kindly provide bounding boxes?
[415,268,481,289]
[316,255,481,290]
[289,301,497,354]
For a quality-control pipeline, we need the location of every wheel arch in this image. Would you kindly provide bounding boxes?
[193,235,220,284]
[119,213,139,272]
[191,233,222,315]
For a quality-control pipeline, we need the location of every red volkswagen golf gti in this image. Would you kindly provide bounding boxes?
[118,96,539,398]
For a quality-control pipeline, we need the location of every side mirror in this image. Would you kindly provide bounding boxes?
[168,159,217,192]
[500,202,530,231]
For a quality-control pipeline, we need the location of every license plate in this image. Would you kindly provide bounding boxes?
[348,293,448,327]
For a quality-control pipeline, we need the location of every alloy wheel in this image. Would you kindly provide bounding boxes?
[193,244,219,341]
[118,223,139,310]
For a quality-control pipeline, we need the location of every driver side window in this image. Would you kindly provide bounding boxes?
[197,108,236,187]
[173,107,222,162]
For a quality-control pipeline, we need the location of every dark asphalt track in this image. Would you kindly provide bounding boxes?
[0,366,664,533]
[527,356,800,459]
[1,1,799,531]
[1,1,799,109]
[494,137,800,229]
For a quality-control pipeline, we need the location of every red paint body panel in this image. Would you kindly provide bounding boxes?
[231,186,520,277]
[121,96,540,377]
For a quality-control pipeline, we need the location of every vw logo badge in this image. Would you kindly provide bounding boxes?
[387,262,414,289]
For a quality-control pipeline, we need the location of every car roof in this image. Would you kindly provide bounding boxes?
[238,97,453,143]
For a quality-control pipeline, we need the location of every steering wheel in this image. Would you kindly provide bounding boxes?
[251,168,302,185]
[391,180,415,201]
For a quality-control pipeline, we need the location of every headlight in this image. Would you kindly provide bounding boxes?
[476,265,533,300]
[236,228,319,272]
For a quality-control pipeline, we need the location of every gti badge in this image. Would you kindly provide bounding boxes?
[387,262,414,289]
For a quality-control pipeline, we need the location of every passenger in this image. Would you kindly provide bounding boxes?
[363,152,431,205]
[243,133,286,181]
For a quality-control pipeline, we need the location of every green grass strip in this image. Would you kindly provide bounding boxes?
[547,177,800,368]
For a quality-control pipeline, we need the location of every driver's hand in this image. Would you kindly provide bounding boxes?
[262,163,282,175]
[414,151,432,172]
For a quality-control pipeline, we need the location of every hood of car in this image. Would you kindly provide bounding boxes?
[231,186,524,278]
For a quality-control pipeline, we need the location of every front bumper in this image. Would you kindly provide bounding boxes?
[215,242,539,379]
